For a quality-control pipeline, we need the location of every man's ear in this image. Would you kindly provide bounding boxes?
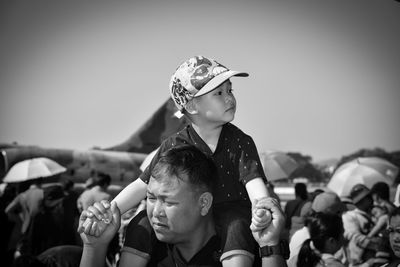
[184,99,198,115]
[199,192,213,216]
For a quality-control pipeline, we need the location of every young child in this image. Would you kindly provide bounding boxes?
[368,205,389,238]
[297,212,345,267]
[86,55,271,266]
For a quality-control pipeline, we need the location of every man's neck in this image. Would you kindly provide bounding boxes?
[175,219,216,262]
[191,123,223,152]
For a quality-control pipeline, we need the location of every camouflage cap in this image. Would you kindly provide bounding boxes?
[169,55,249,111]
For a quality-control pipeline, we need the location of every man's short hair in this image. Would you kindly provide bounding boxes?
[295,183,308,200]
[389,206,400,220]
[151,145,218,195]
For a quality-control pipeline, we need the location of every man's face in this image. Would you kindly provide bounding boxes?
[146,176,202,244]
[193,80,236,124]
[389,214,400,258]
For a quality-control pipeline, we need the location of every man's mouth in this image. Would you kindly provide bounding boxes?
[152,221,168,229]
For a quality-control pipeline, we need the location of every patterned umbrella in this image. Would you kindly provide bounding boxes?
[260,151,299,181]
[327,157,398,197]
[3,157,66,183]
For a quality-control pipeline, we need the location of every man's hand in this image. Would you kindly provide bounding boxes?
[250,197,285,247]
[77,201,121,247]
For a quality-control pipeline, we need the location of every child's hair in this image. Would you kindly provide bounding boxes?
[371,182,390,201]
[297,212,344,267]
[151,145,218,196]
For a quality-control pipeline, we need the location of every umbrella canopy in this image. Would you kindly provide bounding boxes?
[327,157,399,197]
[3,157,66,183]
[260,151,299,181]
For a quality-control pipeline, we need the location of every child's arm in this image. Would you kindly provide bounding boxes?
[246,178,272,227]
[81,178,148,238]
[113,178,148,215]
[245,177,270,203]
[367,214,388,238]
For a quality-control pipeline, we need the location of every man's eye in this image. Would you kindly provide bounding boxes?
[147,196,156,202]
[229,89,234,93]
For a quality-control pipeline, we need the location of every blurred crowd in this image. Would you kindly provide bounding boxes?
[1,176,400,266]
[0,172,142,267]
[283,181,400,267]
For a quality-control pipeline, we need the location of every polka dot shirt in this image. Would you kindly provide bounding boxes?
[139,123,267,205]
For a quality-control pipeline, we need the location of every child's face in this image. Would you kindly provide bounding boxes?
[193,80,236,125]
[371,206,385,218]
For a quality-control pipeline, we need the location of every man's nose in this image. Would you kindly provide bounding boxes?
[153,200,165,217]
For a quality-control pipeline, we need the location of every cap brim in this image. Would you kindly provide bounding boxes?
[194,70,249,97]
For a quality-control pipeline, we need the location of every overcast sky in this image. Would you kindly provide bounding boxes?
[1,0,399,161]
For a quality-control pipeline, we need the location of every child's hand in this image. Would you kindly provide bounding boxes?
[250,197,284,247]
[77,200,114,237]
[250,200,272,232]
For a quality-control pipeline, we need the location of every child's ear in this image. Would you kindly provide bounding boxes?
[184,100,198,115]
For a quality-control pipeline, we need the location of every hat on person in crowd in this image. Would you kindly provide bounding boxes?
[169,55,249,111]
[311,191,346,214]
[350,184,371,204]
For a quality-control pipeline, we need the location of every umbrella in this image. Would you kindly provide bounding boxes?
[260,151,299,181]
[327,157,399,197]
[3,157,67,183]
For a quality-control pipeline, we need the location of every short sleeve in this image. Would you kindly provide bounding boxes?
[238,135,267,184]
[121,210,156,258]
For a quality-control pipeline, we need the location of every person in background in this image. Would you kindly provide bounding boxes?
[386,206,400,266]
[297,212,346,267]
[342,184,386,265]
[284,183,308,239]
[370,182,395,214]
[77,172,111,213]
[367,205,389,239]
[288,191,346,267]
[289,189,324,240]
[5,179,44,258]
[61,178,81,246]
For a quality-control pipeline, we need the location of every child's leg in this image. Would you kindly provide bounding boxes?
[213,202,258,267]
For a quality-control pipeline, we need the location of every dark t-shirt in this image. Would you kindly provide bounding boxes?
[122,210,222,267]
[139,123,267,205]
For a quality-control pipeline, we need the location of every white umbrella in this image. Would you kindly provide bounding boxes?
[260,151,299,181]
[327,157,398,197]
[3,157,66,183]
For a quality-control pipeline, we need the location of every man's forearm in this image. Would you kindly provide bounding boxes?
[79,244,108,267]
[262,255,287,267]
